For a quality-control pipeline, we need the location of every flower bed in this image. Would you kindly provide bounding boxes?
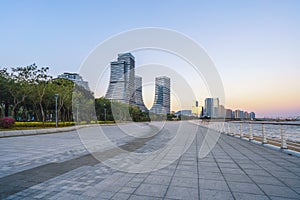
[0,117,15,128]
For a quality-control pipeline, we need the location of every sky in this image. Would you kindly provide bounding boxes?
[0,0,299,118]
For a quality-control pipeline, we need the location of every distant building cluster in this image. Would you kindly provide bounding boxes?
[177,98,255,120]
[57,72,90,91]
[105,53,170,115]
[200,98,255,120]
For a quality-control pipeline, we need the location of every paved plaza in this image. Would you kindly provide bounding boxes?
[0,122,300,200]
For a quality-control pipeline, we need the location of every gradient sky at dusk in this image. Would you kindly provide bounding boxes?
[1,0,299,117]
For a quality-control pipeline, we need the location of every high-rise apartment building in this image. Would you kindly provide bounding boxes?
[250,112,256,120]
[106,53,135,104]
[234,110,244,119]
[225,109,233,119]
[133,76,148,112]
[244,111,250,119]
[219,105,226,118]
[150,76,171,115]
[204,98,219,118]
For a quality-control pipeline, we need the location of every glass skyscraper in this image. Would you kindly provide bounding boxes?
[150,76,171,115]
[106,53,135,104]
[106,53,148,112]
[204,98,219,118]
[133,76,148,112]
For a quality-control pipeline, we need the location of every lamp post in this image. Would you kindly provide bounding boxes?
[54,94,59,128]
[104,103,107,123]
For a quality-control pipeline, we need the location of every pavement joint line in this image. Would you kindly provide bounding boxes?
[219,134,300,197]
[226,134,300,178]
[195,126,201,200]
[216,134,271,199]
[161,145,183,199]
[198,126,236,200]
[107,172,135,199]
[202,121,300,168]
[128,174,149,198]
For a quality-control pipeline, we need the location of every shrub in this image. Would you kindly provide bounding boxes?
[14,121,75,127]
[98,120,115,124]
[0,117,15,128]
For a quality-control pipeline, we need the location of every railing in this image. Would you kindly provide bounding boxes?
[199,121,300,152]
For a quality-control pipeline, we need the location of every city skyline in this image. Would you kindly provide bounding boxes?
[1,1,299,117]
[100,52,253,118]
[58,65,256,117]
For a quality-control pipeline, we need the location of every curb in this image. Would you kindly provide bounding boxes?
[0,124,108,138]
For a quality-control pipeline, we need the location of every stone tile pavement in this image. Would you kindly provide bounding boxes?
[0,122,299,199]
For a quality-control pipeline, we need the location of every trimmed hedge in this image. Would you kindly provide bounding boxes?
[13,121,115,128]
[14,122,75,127]
[98,120,115,124]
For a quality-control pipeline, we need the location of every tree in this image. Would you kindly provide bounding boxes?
[167,113,176,121]
[0,68,12,117]
[25,64,52,124]
[8,66,34,118]
[72,84,95,123]
[1,64,99,124]
[95,97,150,122]
[95,97,113,121]
[48,78,74,121]
[129,106,150,122]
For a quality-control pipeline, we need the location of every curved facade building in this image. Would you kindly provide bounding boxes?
[133,76,148,112]
[105,53,135,104]
[150,76,170,114]
[106,53,148,112]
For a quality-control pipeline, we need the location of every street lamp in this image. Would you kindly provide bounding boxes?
[54,94,59,128]
[104,103,107,123]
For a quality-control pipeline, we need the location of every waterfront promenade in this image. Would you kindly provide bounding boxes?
[0,122,300,199]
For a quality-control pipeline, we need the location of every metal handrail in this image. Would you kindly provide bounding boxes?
[199,121,299,151]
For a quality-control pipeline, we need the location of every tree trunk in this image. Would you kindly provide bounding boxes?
[4,102,9,117]
[11,105,17,120]
[39,102,45,127]
[33,104,39,121]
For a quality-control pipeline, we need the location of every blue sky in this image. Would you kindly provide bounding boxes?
[1,0,299,117]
